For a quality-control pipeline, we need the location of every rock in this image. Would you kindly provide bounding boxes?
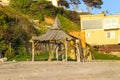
[0,58,7,62]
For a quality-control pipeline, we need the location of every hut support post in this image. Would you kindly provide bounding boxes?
[79,45,84,62]
[56,46,59,61]
[48,44,54,61]
[32,40,35,61]
[76,43,80,62]
[65,39,68,62]
[48,50,53,61]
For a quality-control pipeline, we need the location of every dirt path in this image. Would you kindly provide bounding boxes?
[0,61,120,80]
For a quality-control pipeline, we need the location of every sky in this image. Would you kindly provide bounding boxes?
[71,0,120,15]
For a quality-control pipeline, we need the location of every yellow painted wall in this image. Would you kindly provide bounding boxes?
[80,13,120,45]
[80,14,104,20]
[85,29,120,45]
[69,31,86,48]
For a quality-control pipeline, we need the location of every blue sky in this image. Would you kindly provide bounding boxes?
[92,0,120,14]
[70,0,120,14]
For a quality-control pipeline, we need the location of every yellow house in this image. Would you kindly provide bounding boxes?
[0,0,9,6]
[80,13,120,46]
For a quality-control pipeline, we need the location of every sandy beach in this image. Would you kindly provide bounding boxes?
[0,61,120,80]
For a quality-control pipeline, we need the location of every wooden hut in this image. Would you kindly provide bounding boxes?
[30,16,84,62]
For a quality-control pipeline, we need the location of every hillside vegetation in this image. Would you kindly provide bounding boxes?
[1,0,118,61]
[0,6,39,59]
[0,0,81,60]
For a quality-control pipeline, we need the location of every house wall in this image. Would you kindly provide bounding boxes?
[80,13,120,45]
[85,29,120,45]
[69,31,86,48]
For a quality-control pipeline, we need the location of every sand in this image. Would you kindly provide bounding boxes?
[0,61,120,80]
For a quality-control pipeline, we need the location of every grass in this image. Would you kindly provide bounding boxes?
[8,51,49,61]
[8,55,31,61]
[93,51,120,60]
[8,51,120,61]
[58,14,80,32]
[34,51,49,61]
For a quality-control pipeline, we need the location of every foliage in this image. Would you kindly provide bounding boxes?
[82,0,103,8]
[63,10,81,26]
[9,51,49,61]
[68,0,81,11]
[0,7,37,59]
[58,0,69,8]
[0,35,15,59]
[93,51,120,60]
[9,53,31,61]
[38,0,47,2]
[0,0,95,60]
[36,27,48,35]
[68,0,103,8]
[35,51,49,61]
[10,0,30,13]
[9,0,82,25]
[58,14,80,32]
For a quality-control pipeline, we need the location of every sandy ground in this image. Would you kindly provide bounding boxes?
[0,61,120,80]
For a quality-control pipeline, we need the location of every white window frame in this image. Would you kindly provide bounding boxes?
[106,31,115,39]
[86,32,90,37]
[104,17,119,29]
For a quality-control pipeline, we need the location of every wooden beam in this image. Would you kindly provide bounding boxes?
[79,41,84,62]
[32,40,35,61]
[76,43,80,62]
[75,39,84,62]
[65,39,68,62]
[56,46,59,61]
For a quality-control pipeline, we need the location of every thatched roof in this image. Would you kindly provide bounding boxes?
[32,16,78,41]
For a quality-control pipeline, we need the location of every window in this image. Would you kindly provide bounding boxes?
[107,32,111,38]
[104,17,119,29]
[82,19,102,30]
[106,31,115,39]
[86,33,90,37]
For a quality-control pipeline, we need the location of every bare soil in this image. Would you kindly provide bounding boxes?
[0,61,120,80]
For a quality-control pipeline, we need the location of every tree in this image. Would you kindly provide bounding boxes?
[10,0,31,13]
[58,0,69,8]
[67,0,103,12]
[69,0,81,11]
[83,0,103,8]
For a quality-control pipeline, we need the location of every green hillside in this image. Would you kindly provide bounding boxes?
[0,0,81,60]
[1,0,117,61]
[58,15,80,32]
[0,7,37,59]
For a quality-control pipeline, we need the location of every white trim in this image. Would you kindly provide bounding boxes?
[86,32,90,37]
[106,31,115,39]
[103,17,119,29]
[83,29,104,31]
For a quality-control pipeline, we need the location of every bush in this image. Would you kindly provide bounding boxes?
[93,51,120,60]
[58,14,80,32]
